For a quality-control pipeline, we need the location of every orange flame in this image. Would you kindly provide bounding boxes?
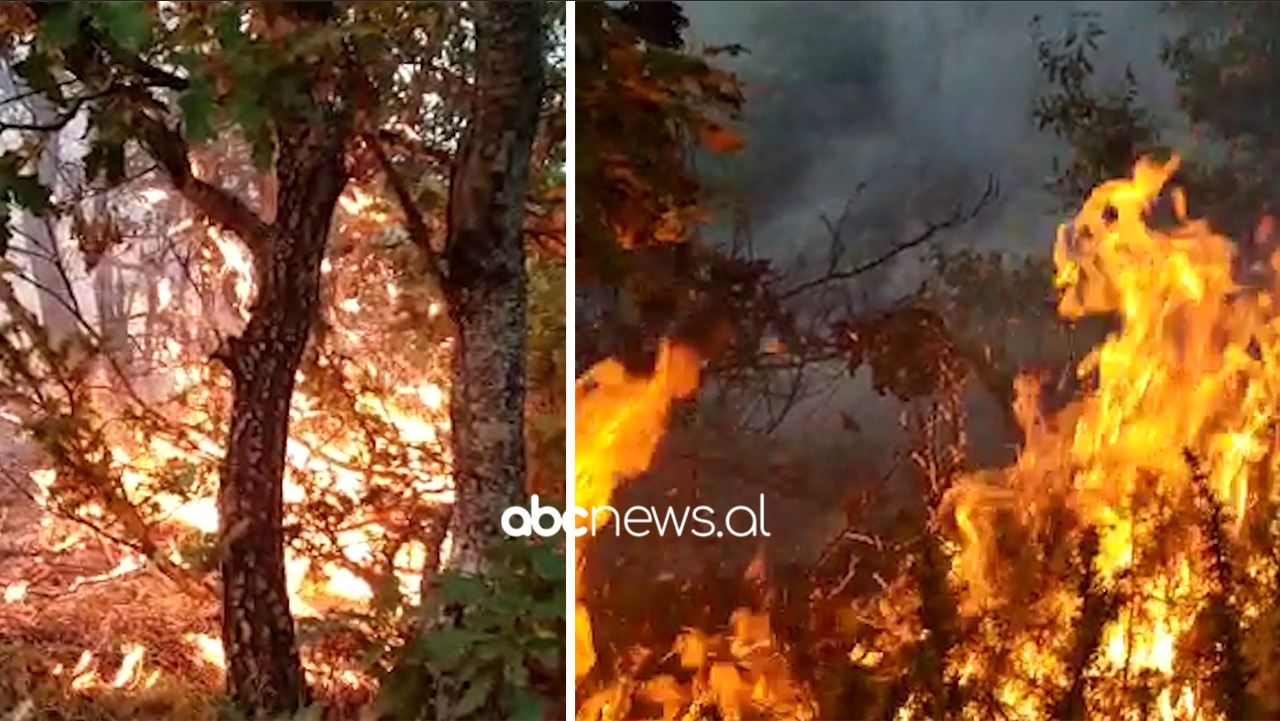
[575,339,817,719]
[940,155,1277,720]
[8,177,453,697]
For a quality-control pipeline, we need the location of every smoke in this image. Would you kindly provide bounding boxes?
[680,2,1190,477]
[687,1,1181,263]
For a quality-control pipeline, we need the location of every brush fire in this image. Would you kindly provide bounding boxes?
[0,176,453,714]
[574,156,1280,721]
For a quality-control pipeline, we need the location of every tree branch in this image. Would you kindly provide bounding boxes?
[363,131,446,281]
[14,7,271,258]
[132,112,273,260]
[778,175,1000,302]
[60,12,189,91]
[376,127,452,168]
[524,195,565,257]
[0,94,88,132]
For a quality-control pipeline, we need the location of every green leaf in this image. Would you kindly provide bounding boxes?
[371,572,403,615]
[179,74,217,142]
[229,85,268,137]
[273,78,313,117]
[532,596,566,622]
[436,574,488,607]
[531,642,562,671]
[510,689,545,721]
[13,55,60,101]
[212,6,245,50]
[503,654,530,688]
[244,123,276,170]
[418,628,476,671]
[38,4,84,50]
[9,175,52,216]
[529,543,565,581]
[452,675,494,718]
[0,154,53,216]
[92,2,152,52]
[83,142,106,184]
[101,141,126,186]
[173,50,202,73]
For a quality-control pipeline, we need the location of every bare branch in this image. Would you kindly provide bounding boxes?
[778,175,1000,302]
[0,93,87,132]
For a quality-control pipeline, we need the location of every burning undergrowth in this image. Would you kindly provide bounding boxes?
[576,155,1280,721]
[0,175,454,718]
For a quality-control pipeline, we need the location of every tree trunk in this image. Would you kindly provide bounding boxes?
[441,1,547,574]
[93,255,129,359]
[216,125,347,717]
[90,186,132,377]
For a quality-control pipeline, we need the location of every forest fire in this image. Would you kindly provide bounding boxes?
[0,2,563,717]
[576,341,817,719]
[924,154,1271,721]
[576,155,1280,721]
[0,180,455,701]
[574,338,700,680]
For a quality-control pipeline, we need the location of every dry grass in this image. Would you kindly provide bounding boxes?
[0,476,386,721]
[0,468,224,721]
[0,642,221,721]
[0,583,223,720]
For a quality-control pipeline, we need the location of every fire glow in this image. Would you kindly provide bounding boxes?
[575,156,1280,721]
[0,181,454,696]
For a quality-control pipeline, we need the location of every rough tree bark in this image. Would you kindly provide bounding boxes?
[11,3,355,716]
[210,123,349,715]
[135,85,351,721]
[440,1,548,574]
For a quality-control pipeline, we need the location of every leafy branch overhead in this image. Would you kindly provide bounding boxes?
[0,2,566,276]
[576,1,745,285]
[0,3,319,255]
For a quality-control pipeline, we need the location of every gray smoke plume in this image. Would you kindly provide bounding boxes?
[676,2,1188,521]
[686,1,1181,265]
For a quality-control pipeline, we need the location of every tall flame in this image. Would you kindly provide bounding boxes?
[574,339,700,680]
[575,338,817,720]
[943,155,1279,720]
[575,339,701,530]
[576,155,1280,720]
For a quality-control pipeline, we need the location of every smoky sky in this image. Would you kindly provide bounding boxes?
[684,1,1183,265]
[673,1,1190,453]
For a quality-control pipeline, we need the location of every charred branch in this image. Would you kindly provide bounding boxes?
[777,175,999,303]
[1183,448,1253,721]
[1050,527,1122,721]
